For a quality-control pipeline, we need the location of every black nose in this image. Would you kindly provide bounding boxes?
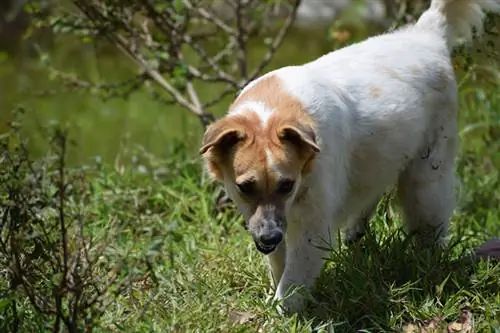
[259,229,283,246]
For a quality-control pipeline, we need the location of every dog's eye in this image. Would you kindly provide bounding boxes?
[276,179,295,196]
[236,180,256,196]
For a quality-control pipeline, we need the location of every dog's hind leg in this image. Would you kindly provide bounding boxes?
[396,127,458,246]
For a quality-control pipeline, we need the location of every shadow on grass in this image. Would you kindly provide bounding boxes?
[300,229,500,331]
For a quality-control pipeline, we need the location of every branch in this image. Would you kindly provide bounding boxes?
[67,0,303,128]
[193,39,237,74]
[203,85,236,109]
[115,34,206,115]
[234,0,248,79]
[182,0,235,36]
[31,69,147,99]
[138,0,239,87]
[244,0,302,87]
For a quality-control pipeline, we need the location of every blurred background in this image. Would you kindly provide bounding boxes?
[1,0,497,167]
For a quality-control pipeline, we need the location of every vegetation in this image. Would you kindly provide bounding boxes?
[0,0,499,332]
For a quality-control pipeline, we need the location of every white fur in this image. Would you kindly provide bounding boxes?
[229,99,273,125]
[231,0,500,313]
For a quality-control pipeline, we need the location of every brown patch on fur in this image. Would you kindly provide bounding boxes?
[411,66,422,75]
[370,86,382,98]
[200,75,320,198]
[383,67,402,81]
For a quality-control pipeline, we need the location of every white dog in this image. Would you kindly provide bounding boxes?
[200,0,500,313]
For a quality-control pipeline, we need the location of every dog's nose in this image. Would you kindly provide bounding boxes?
[259,229,283,246]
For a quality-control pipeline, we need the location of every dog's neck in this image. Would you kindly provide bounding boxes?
[294,185,309,203]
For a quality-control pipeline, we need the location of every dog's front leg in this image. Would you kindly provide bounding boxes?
[267,240,286,288]
[264,240,286,306]
[274,221,330,314]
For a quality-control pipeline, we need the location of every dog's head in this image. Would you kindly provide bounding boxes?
[199,76,321,254]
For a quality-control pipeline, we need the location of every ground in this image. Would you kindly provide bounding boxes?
[82,89,500,331]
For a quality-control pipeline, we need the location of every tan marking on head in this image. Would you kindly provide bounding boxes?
[370,86,382,98]
[200,75,321,202]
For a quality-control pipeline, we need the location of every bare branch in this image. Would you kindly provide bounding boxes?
[204,85,237,109]
[52,0,305,128]
[183,0,235,36]
[234,0,248,79]
[244,0,302,87]
[114,34,204,115]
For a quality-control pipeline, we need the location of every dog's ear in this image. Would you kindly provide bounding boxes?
[278,123,320,174]
[277,124,320,153]
[199,120,246,155]
[199,117,248,181]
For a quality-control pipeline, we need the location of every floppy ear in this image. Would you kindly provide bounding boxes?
[199,118,247,181]
[278,123,320,174]
[199,122,246,155]
[278,124,320,153]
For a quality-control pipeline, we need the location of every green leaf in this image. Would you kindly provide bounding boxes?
[0,298,10,311]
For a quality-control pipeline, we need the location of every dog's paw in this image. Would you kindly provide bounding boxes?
[272,290,307,315]
[409,225,448,250]
[344,224,367,245]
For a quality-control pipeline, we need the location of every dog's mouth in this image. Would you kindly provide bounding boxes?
[254,241,277,255]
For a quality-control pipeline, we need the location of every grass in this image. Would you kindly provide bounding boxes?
[1,16,500,333]
[2,81,499,332]
[91,82,500,331]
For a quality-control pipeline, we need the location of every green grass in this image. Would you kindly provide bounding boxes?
[106,91,499,332]
[89,82,500,332]
[2,81,499,332]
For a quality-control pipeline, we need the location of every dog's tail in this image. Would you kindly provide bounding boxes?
[415,0,500,50]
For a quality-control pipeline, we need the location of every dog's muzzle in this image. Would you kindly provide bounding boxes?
[254,228,283,254]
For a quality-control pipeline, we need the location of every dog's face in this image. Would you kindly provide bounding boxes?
[199,77,320,254]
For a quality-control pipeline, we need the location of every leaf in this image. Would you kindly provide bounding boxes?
[158,52,170,61]
[82,36,93,44]
[331,29,352,43]
[0,298,11,311]
[401,317,444,332]
[172,0,185,12]
[401,308,475,333]
[228,310,256,325]
[447,307,474,333]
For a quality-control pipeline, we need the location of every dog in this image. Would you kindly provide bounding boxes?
[199,0,500,314]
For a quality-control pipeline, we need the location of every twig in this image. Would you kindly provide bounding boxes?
[234,0,248,79]
[244,0,302,87]
[181,33,239,87]
[31,70,147,98]
[55,129,69,333]
[183,0,235,36]
[196,39,237,72]
[72,2,199,114]
[114,34,205,115]
[203,85,237,108]
[138,0,238,87]
[69,0,304,128]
